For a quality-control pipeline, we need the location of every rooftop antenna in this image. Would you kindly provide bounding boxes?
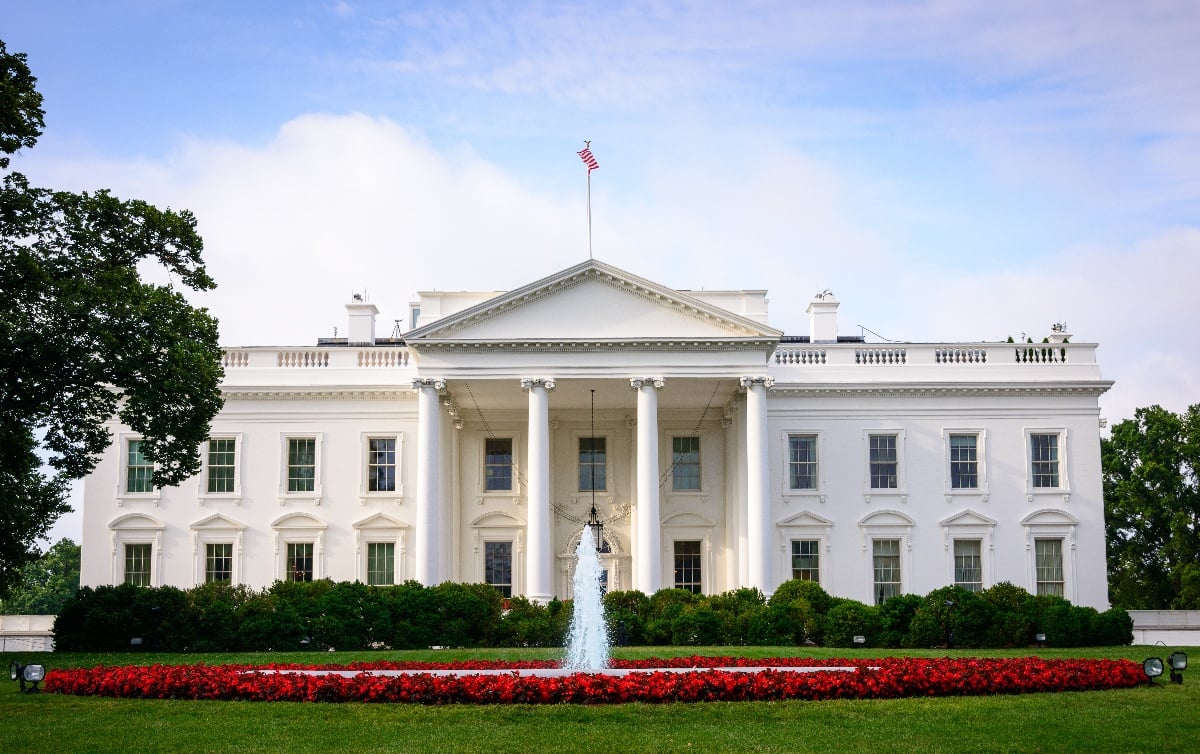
[391,319,403,338]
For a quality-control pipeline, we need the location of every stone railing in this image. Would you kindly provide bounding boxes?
[771,342,1096,371]
[221,347,413,369]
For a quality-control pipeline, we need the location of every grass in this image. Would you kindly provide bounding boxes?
[2,646,1197,753]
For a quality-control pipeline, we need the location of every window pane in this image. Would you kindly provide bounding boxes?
[579,437,606,491]
[205,542,233,583]
[485,541,513,597]
[288,438,316,492]
[949,434,978,489]
[672,436,701,491]
[286,542,313,582]
[124,543,151,586]
[367,542,395,585]
[953,539,982,592]
[791,539,820,581]
[368,438,396,492]
[673,540,702,594]
[788,435,817,490]
[127,440,154,493]
[1031,434,1060,488]
[485,438,513,492]
[207,438,236,493]
[872,538,901,604]
[869,435,898,489]
[1035,539,1064,596]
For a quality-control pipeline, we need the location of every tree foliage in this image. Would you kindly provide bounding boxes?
[1103,404,1200,608]
[0,537,79,614]
[0,39,223,594]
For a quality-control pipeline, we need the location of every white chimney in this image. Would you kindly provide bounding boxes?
[346,294,378,345]
[807,290,839,343]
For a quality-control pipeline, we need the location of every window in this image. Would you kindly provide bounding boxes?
[579,437,606,491]
[949,434,978,489]
[1030,434,1060,488]
[953,540,983,592]
[673,540,702,594]
[286,542,314,582]
[287,438,317,493]
[206,438,236,494]
[672,436,700,491]
[124,543,152,586]
[485,438,513,492]
[127,440,154,493]
[367,438,396,492]
[788,435,818,490]
[366,542,395,586]
[791,540,820,581]
[485,541,512,597]
[1035,539,1064,596]
[205,543,233,583]
[873,539,901,604]
[869,435,898,489]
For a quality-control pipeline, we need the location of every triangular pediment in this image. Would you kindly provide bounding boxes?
[777,509,834,528]
[190,513,247,531]
[406,259,781,349]
[940,509,998,528]
[353,512,409,530]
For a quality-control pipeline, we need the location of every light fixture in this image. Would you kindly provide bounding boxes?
[587,389,603,553]
[853,635,866,646]
[9,662,45,693]
[1168,651,1187,684]
[1143,657,1165,684]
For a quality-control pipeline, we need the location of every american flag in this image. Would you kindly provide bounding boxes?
[577,146,599,173]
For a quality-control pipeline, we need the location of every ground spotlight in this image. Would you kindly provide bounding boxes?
[1167,651,1187,684]
[9,661,46,693]
[1143,657,1164,685]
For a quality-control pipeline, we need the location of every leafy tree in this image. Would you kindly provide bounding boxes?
[0,39,223,594]
[1103,404,1200,608]
[0,537,79,614]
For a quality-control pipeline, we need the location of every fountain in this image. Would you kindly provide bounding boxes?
[563,524,610,670]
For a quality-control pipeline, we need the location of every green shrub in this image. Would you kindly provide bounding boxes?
[905,587,995,648]
[603,590,650,645]
[768,580,833,644]
[644,589,701,645]
[708,587,771,645]
[979,582,1036,646]
[877,593,923,647]
[823,600,882,647]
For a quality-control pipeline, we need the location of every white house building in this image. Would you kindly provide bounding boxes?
[80,259,1113,608]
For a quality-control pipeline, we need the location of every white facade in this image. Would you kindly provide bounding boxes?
[80,260,1113,607]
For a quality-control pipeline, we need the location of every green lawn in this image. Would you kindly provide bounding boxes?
[2,646,1196,753]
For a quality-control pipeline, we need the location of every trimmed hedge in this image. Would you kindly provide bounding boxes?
[51,579,1132,652]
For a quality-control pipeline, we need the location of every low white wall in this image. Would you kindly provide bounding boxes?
[0,614,56,652]
[1129,610,1200,647]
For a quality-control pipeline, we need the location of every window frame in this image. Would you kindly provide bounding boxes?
[116,434,161,504]
[199,434,243,504]
[670,436,702,492]
[279,433,323,503]
[578,435,608,492]
[1021,509,1077,601]
[871,538,902,605]
[360,432,403,500]
[204,542,234,584]
[109,513,164,586]
[484,540,514,598]
[1034,538,1065,597]
[944,429,988,497]
[863,430,907,497]
[484,436,516,493]
[672,539,703,594]
[787,433,820,491]
[790,539,821,582]
[272,513,326,582]
[366,541,396,586]
[124,542,153,586]
[1026,429,1069,493]
[952,539,984,593]
[286,541,315,582]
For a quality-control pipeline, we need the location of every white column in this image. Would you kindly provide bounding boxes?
[413,378,445,585]
[741,376,773,593]
[632,377,664,594]
[521,377,555,603]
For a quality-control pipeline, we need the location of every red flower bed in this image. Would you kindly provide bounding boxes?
[43,657,1144,705]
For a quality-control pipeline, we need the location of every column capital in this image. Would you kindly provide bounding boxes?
[520,377,556,391]
[630,376,665,390]
[412,377,446,391]
[739,376,775,389]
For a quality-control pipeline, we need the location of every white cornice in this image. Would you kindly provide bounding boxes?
[768,381,1113,398]
[411,337,780,353]
[222,387,416,401]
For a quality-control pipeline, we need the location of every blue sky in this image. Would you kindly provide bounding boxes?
[7,1,1199,542]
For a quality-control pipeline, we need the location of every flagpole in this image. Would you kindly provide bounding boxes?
[577,141,599,260]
